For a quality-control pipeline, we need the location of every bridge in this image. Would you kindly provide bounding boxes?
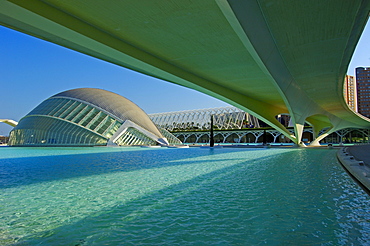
[1,0,370,146]
[0,119,18,127]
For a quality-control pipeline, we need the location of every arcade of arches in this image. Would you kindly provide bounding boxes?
[174,128,370,145]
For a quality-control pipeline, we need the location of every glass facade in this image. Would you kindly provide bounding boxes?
[9,97,122,146]
[9,116,107,146]
[9,88,178,146]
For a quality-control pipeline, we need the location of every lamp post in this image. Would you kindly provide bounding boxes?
[210,115,214,147]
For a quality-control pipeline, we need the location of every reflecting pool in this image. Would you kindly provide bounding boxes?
[0,147,369,245]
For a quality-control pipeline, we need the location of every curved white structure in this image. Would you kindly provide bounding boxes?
[149,106,261,131]
[0,119,18,127]
[1,1,370,146]
[9,88,172,146]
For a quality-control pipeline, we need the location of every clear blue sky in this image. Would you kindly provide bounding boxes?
[1,20,369,136]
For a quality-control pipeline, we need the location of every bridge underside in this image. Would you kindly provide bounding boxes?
[1,0,370,146]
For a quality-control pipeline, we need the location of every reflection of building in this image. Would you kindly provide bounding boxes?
[344,75,357,112]
[9,88,180,146]
[356,67,370,118]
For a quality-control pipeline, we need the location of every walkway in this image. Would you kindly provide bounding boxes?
[347,145,370,166]
[338,145,370,194]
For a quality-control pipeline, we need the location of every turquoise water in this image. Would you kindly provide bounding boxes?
[1,146,369,245]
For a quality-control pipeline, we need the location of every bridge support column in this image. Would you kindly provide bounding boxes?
[309,125,324,146]
[309,127,336,146]
[294,123,306,147]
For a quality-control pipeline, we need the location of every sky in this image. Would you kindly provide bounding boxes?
[0,20,369,136]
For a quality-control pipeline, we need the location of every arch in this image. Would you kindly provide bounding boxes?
[225,133,240,143]
[303,114,334,146]
[213,133,224,143]
[184,134,197,144]
[176,135,185,143]
[267,130,282,143]
[0,119,18,127]
[197,133,209,144]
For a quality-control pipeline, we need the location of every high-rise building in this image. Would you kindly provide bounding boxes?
[356,67,370,118]
[344,75,357,112]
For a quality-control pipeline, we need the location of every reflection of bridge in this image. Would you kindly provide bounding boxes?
[1,1,370,146]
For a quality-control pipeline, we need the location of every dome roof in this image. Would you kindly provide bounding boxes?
[52,88,163,138]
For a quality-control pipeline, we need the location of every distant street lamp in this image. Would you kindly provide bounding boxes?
[210,115,214,147]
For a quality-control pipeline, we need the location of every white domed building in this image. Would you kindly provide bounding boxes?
[9,88,180,146]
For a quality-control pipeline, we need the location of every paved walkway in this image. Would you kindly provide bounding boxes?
[347,144,370,165]
[338,144,370,194]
